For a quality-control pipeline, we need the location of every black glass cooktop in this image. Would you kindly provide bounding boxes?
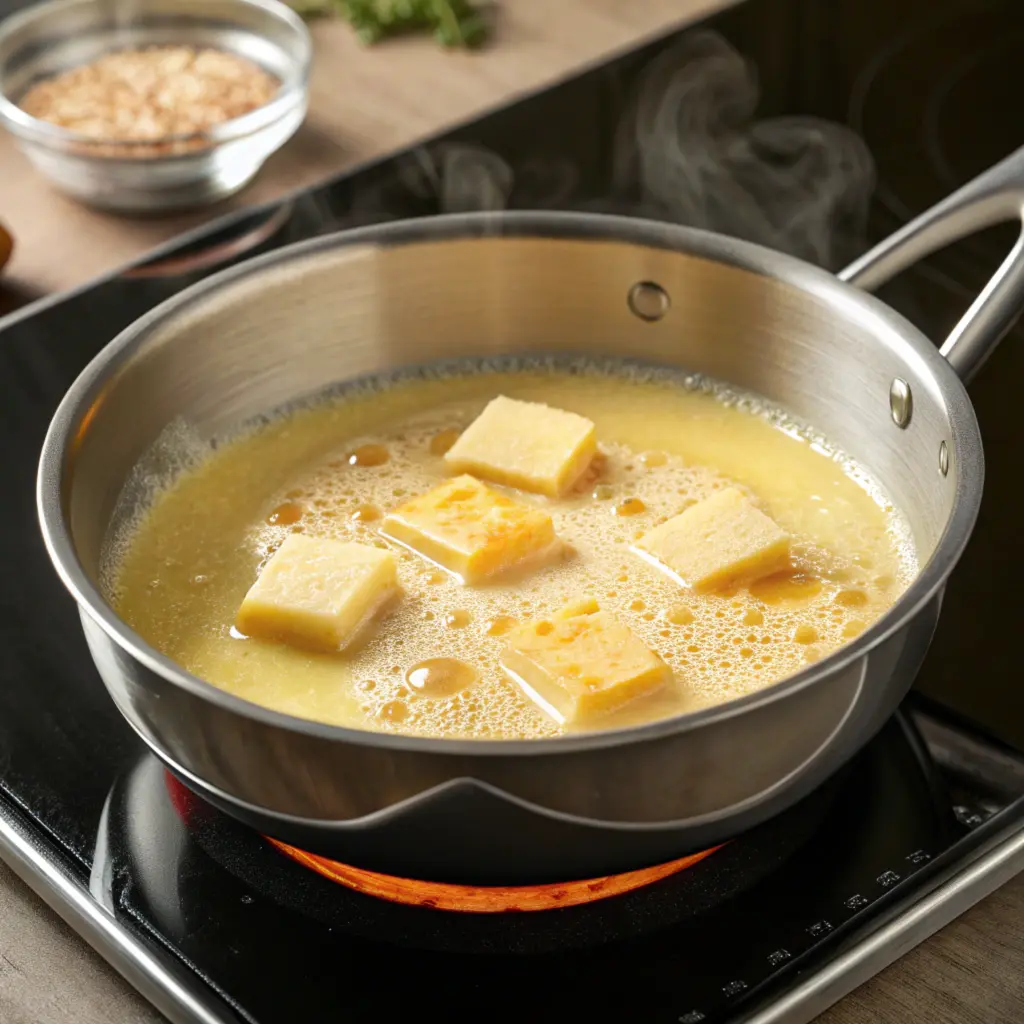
[2,0,1023,1022]
[30,707,1024,1024]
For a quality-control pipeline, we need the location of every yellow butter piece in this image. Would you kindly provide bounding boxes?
[501,601,670,724]
[444,395,597,497]
[555,597,600,619]
[236,534,398,652]
[634,486,790,591]
[380,474,557,583]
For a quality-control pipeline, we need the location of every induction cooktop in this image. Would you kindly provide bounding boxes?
[2,1,1023,1022]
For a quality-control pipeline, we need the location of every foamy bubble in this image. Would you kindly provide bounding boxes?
[107,357,917,740]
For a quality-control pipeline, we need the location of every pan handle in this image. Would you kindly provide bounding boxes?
[838,145,1024,383]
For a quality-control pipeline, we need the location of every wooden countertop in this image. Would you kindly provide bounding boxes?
[1,1,1022,1021]
[0,0,727,298]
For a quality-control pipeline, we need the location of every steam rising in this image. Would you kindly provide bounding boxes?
[393,31,875,269]
[612,33,875,268]
[400,143,514,212]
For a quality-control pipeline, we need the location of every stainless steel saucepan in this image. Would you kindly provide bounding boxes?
[38,147,1024,885]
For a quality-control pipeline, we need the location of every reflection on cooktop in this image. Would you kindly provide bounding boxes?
[85,713,961,1021]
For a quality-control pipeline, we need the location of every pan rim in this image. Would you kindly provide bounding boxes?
[36,210,984,758]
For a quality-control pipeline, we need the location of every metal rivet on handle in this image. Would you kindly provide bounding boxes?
[889,379,913,428]
[628,281,670,321]
[939,441,949,476]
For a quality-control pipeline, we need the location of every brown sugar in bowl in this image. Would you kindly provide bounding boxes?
[0,0,311,211]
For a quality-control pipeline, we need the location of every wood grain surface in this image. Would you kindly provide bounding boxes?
[817,873,1024,1024]
[0,0,727,297]
[0,862,163,1024]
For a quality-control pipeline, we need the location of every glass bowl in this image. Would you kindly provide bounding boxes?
[0,0,311,212]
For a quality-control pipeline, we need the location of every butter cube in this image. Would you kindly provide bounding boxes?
[444,395,597,497]
[634,487,790,591]
[501,601,670,724]
[381,474,557,583]
[236,534,398,652]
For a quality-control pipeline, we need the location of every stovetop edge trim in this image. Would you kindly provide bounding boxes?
[0,806,238,1024]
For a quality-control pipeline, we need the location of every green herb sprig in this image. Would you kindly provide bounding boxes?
[289,0,491,49]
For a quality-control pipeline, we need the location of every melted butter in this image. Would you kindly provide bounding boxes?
[109,364,916,740]
[350,504,381,523]
[405,658,478,699]
[428,428,462,456]
[613,497,647,516]
[749,570,823,606]
[266,501,303,526]
[348,443,389,467]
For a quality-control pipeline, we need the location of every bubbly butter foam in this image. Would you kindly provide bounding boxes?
[109,360,916,740]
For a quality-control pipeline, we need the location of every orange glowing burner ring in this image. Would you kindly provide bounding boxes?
[266,837,724,913]
[162,772,724,913]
